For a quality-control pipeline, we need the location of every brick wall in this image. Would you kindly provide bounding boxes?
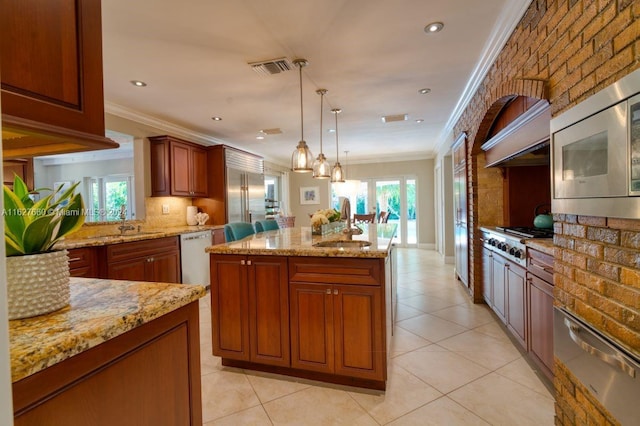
[451,0,640,424]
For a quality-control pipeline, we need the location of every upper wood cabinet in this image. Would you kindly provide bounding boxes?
[149,135,208,197]
[3,158,34,189]
[0,0,118,158]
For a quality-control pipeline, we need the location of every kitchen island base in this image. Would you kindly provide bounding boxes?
[221,358,386,391]
[207,225,397,391]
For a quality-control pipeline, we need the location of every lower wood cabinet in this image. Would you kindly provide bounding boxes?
[68,247,99,278]
[289,257,386,383]
[526,247,554,380]
[210,255,289,367]
[106,237,181,283]
[506,262,526,348]
[289,281,383,381]
[490,253,507,323]
[12,302,202,425]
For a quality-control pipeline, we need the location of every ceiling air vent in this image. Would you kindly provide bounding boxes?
[381,114,408,123]
[249,57,294,75]
[260,128,282,135]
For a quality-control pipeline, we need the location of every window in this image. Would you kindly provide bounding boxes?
[85,175,134,222]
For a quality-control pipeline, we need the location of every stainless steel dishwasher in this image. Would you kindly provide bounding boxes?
[180,230,212,286]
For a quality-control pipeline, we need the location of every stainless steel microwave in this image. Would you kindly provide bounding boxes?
[551,68,640,219]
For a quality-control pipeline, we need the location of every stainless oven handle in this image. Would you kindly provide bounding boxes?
[564,318,636,378]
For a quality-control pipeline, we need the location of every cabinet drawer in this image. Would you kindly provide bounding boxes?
[527,248,554,283]
[289,257,381,286]
[68,247,98,278]
[107,236,179,263]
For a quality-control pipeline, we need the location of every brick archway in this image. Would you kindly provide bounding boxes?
[465,79,548,302]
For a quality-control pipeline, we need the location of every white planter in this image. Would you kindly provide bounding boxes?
[6,250,70,320]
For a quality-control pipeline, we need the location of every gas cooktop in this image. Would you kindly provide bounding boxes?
[495,226,553,239]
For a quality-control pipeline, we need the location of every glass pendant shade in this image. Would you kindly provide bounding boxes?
[313,153,330,178]
[312,88,330,179]
[331,161,345,183]
[292,141,314,172]
[330,108,345,183]
[291,59,313,172]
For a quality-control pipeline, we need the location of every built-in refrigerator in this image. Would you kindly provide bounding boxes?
[225,149,265,223]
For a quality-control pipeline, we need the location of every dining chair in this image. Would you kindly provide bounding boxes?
[223,222,256,242]
[378,211,388,223]
[254,220,280,233]
[353,213,376,223]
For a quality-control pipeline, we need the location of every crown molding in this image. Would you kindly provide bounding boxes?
[104,101,226,146]
[434,0,532,156]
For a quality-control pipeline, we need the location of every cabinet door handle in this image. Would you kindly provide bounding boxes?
[146,257,154,263]
[247,260,252,266]
[240,260,245,265]
[333,289,338,295]
[326,288,331,295]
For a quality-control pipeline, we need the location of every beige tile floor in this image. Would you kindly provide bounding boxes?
[198,248,555,425]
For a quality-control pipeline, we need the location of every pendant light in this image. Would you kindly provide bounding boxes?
[312,89,331,179]
[291,58,313,172]
[330,108,345,183]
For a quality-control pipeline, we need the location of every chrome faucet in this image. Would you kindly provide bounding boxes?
[340,197,363,238]
[118,204,135,234]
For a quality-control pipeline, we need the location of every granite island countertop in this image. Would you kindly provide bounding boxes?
[206,223,397,258]
[9,277,206,383]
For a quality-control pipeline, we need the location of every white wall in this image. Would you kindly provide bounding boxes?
[288,158,435,246]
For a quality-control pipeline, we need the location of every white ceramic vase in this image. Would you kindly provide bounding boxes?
[186,206,198,226]
[6,249,70,320]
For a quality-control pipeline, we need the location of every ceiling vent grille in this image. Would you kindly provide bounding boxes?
[260,128,282,135]
[381,114,408,123]
[249,57,294,75]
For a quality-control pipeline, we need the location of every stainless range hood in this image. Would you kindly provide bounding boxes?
[482,100,551,167]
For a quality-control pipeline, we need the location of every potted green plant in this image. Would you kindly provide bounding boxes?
[4,175,85,320]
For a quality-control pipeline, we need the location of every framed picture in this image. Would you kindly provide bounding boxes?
[300,186,320,205]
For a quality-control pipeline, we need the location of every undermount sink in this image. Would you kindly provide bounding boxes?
[313,240,372,248]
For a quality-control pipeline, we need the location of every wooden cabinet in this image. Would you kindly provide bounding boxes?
[484,249,526,348]
[106,237,181,283]
[3,159,33,189]
[506,262,527,348]
[289,257,385,383]
[526,247,554,380]
[192,144,264,225]
[482,247,493,304]
[490,253,507,322]
[0,0,118,158]
[68,247,99,278]
[453,134,468,288]
[149,136,208,197]
[12,302,202,425]
[210,255,289,367]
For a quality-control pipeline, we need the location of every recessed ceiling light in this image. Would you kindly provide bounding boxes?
[424,22,444,33]
[416,119,424,123]
[256,135,265,140]
[130,80,147,87]
[418,88,431,94]
[211,116,222,121]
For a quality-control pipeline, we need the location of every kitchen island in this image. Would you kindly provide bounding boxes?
[206,223,397,390]
[9,277,205,425]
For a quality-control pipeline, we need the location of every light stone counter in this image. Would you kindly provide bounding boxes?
[56,224,223,249]
[205,223,397,258]
[9,277,206,382]
[525,238,555,256]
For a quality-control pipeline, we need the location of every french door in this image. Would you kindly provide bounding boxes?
[332,177,417,247]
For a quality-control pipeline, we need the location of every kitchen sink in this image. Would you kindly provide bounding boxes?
[313,240,371,248]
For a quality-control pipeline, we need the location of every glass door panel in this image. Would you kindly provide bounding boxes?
[376,180,401,244]
[406,179,417,245]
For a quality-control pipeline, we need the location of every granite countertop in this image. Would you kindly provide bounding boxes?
[206,223,397,258]
[525,238,555,255]
[57,224,223,249]
[9,278,206,383]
